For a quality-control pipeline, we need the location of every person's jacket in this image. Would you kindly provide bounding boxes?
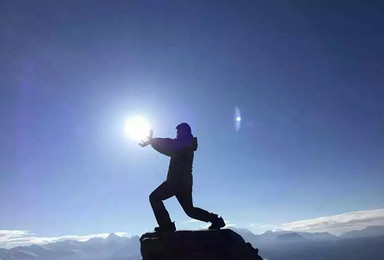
[151,135,198,188]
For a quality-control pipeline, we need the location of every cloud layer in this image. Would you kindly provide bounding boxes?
[279,208,384,235]
[0,230,129,249]
[2,208,384,248]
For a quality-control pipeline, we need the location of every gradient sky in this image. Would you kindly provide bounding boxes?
[1,0,384,243]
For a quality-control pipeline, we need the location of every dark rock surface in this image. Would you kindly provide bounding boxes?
[140,229,263,260]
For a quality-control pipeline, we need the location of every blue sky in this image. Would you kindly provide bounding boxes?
[1,0,384,247]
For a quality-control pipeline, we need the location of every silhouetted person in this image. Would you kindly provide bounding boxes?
[139,123,225,232]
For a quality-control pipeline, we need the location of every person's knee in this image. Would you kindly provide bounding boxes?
[149,192,157,204]
[184,206,196,218]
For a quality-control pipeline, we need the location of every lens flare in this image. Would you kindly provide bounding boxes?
[124,116,151,141]
[234,106,241,132]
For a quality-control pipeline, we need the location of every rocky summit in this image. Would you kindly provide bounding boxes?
[140,229,263,260]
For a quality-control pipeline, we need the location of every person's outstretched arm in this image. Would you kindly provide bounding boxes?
[150,138,176,157]
[139,130,176,157]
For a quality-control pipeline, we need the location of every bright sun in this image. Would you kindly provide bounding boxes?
[124,116,151,141]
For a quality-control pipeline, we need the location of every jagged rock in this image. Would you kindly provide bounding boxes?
[140,229,263,260]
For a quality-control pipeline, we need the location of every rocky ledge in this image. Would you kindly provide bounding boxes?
[140,229,263,260]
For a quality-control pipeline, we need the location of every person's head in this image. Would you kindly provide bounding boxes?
[176,123,192,138]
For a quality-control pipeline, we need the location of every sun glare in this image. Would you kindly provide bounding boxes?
[124,116,151,141]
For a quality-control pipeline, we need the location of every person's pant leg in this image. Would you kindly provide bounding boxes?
[176,190,213,222]
[149,182,175,227]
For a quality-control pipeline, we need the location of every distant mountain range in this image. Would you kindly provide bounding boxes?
[232,226,384,260]
[232,225,384,245]
[340,225,384,239]
[1,226,384,260]
[0,233,140,260]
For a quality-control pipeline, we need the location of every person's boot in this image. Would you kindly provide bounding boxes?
[154,222,176,232]
[208,214,225,230]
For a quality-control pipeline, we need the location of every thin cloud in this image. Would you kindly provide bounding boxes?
[279,208,384,235]
[0,230,30,239]
[248,223,281,234]
[181,219,236,229]
[181,219,200,224]
[0,230,130,249]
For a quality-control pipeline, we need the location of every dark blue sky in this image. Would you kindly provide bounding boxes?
[1,0,384,240]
